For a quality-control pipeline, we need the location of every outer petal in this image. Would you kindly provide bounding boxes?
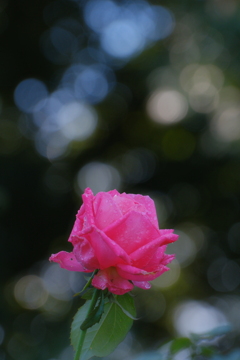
[142,246,175,272]
[77,225,131,269]
[162,253,175,266]
[132,281,151,290]
[92,268,134,295]
[130,232,178,268]
[108,189,120,197]
[68,205,85,242]
[81,188,95,226]
[121,193,159,228]
[68,188,95,243]
[49,251,91,272]
[117,263,169,281]
[93,192,122,229]
[73,238,100,271]
[104,211,160,254]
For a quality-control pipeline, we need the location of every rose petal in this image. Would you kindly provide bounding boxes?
[112,195,144,215]
[78,225,131,269]
[104,211,160,253]
[122,193,159,228]
[73,238,100,271]
[92,268,133,295]
[91,270,108,290]
[142,245,175,271]
[162,253,175,265]
[93,192,122,229]
[108,189,120,197]
[117,263,169,281]
[130,232,178,268]
[68,205,85,242]
[81,188,95,225]
[69,188,95,244]
[132,280,151,290]
[49,251,91,272]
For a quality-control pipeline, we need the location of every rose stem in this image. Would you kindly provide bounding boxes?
[73,288,99,360]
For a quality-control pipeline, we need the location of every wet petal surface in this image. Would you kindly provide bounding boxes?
[49,251,90,272]
[105,211,160,253]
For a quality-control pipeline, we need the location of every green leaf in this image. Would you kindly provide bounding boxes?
[80,291,105,330]
[71,293,136,360]
[112,297,139,320]
[170,338,192,354]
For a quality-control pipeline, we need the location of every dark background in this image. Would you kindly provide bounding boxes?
[1,0,240,359]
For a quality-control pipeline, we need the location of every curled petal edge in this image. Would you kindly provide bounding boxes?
[49,251,92,272]
[81,188,95,226]
[130,232,178,262]
[132,280,151,290]
[117,263,170,281]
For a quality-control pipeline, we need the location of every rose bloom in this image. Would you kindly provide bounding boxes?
[50,188,178,295]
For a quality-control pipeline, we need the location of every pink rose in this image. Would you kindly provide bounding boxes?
[50,188,178,295]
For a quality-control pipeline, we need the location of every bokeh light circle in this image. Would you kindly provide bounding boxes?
[101,20,144,58]
[58,101,98,141]
[14,79,48,113]
[77,162,121,194]
[173,300,228,336]
[14,275,48,310]
[147,90,188,124]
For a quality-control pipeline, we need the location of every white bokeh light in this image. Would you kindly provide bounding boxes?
[35,131,69,160]
[180,64,224,93]
[30,95,98,159]
[180,64,224,113]
[147,89,188,124]
[58,102,98,141]
[210,107,240,142]
[173,300,228,336]
[188,83,219,113]
[77,161,121,194]
[14,275,48,310]
[41,263,74,301]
